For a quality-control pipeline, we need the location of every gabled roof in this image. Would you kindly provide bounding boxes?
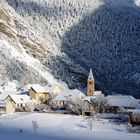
[53,89,86,102]
[0,90,19,100]
[83,91,103,103]
[53,94,68,101]
[7,95,36,104]
[106,95,140,108]
[31,84,51,93]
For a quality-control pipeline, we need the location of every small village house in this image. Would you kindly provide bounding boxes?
[29,84,51,104]
[82,92,104,115]
[82,97,94,116]
[53,89,85,110]
[53,94,68,109]
[0,87,20,114]
[6,95,36,114]
[105,95,140,114]
[0,90,19,100]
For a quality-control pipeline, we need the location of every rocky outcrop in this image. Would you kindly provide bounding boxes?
[0,3,58,86]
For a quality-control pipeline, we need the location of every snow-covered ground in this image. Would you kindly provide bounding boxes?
[0,113,140,140]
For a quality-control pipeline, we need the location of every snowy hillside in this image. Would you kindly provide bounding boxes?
[0,0,140,97]
[0,2,60,86]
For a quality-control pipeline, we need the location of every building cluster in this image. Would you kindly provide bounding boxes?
[0,69,140,124]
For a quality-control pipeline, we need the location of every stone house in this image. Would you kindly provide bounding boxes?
[29,84,51,104]
[6,95,36,114]
[105,95,140,114]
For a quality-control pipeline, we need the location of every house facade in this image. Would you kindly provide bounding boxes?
[82,99,95,116]
[105,95,140,113]
[53,89,86,110]
[6,95,36,114]
[53,94,68,109]
[29,85,50,104]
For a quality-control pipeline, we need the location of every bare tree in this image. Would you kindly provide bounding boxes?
[85,111,97,131]
[66,98,85,115]
[88,117,93,130]
[32,120,39,134]
[48,93,58,110]
[92,94,108,113]
[25,102,36,112]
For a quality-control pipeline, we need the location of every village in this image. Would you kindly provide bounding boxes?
[0,69,140,129]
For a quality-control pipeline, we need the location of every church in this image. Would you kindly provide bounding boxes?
[87,68,102,97]
[82,69,102,116]
[87,69,95,96]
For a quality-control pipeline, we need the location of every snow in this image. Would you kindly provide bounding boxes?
[83,96,96,103]
[134,0,140,6]
[88,69,94,80]
[30,84,51,93]
[128,109,140,113]
[83,91,103,103]
[0,80,18,91]
[53,94,68,101]
[0,113,140,140]
[106,95,140,108]
[94,91,102,96]
[8,95,36,104]
[0,90,19,100]
[0,100,6,107]
[54,89,86,102]
[0,39,58,85]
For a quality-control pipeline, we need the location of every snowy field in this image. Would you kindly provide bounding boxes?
[0,113,140,140]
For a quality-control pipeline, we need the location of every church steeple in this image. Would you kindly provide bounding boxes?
[87,69,95,96]
[88,69,94,80]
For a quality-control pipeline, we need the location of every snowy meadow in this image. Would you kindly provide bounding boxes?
[0,113,140,140]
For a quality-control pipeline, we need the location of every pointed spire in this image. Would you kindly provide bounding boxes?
[88,68,94,80]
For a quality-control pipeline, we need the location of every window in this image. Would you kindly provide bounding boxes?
[89,81,92,85]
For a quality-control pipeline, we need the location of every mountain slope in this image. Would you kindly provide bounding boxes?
[0,0,140,97]
[0,2,59,86]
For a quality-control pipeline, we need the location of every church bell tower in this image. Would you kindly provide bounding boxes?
[87,69,95,96]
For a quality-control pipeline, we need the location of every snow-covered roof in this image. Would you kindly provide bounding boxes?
[7,95,36,104]
[53,89,86,102]
[128,109,140,118]
[53,94,68,101]
[94,91,102,96]
[106,95,140,108]
[83,91,102,103]
[128,109,140,113]
[31,84,51,93]
[83,96,96,103]
[0,90,20,100]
